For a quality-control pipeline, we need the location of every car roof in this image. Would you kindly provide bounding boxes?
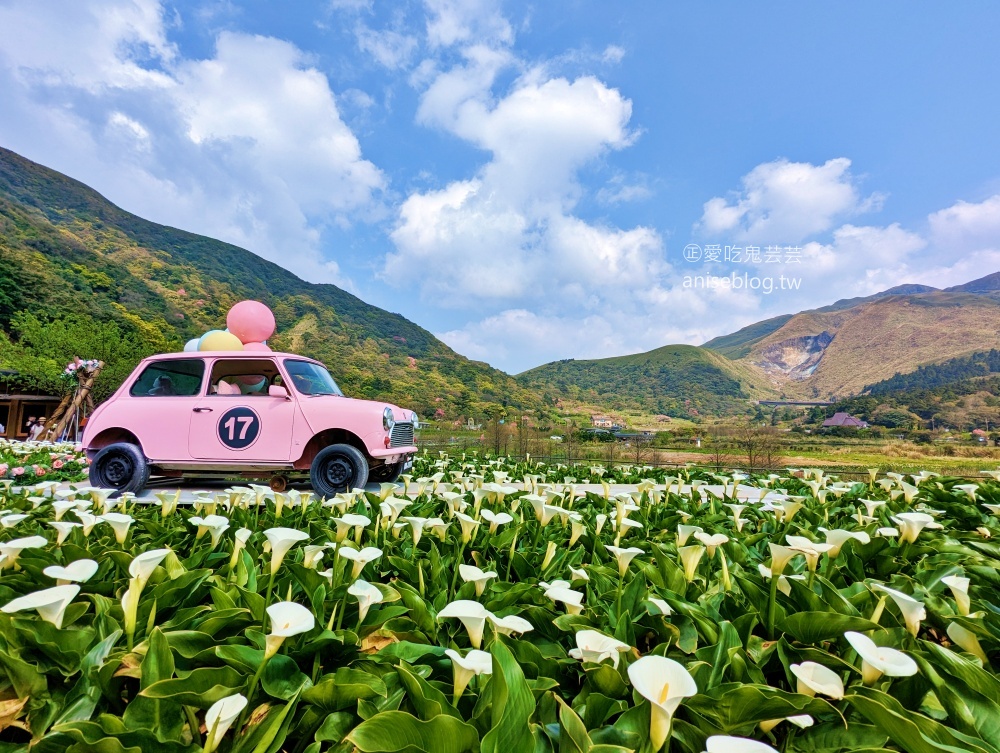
[143,352,323,364]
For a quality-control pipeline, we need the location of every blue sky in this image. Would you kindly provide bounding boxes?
[1,1,999,373]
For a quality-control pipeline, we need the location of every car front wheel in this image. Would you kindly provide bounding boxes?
[89,442,150,495]
[310,443,369,497]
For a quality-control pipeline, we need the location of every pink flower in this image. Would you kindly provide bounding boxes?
[0,464,7,476]
[12,467,24,477]
[52,460,64,469]
[34,466,46,476]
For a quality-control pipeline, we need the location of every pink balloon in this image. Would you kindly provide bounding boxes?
[227,300,276,344]
[243,341,273,352]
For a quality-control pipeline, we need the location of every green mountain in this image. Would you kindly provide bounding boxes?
[517,344,773,419]
[0,146,542,417]
[523,276,1000,418]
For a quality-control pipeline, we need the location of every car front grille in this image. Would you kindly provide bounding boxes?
[390,422,415,447]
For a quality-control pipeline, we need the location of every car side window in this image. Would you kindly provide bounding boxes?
[208,359,279,396]
[130,360,205,397]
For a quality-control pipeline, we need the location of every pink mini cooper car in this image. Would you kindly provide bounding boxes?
[82,351,418,496]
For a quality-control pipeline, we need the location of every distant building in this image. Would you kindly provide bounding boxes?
[0,371,63,439]
[822,412,869,429]
[591,415,616,428]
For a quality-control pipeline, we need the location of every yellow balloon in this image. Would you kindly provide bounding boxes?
[199,331,245,351]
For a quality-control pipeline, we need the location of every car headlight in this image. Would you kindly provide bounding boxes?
[383,407,395,431]
[410,412,419,428]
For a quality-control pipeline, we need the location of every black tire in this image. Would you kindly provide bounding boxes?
[310,443,369,497]
[89,442,150,496]
[368,460,404,484]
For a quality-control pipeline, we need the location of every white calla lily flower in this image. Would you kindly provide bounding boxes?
[264,527,310,575]
[627,656,697,751]
[605,545,644,577]
[545,586,584,615]
[487,613,533,636]
[2,584,79,628]
[129,548,171,588]
[337,546,383,579]
[872,584,925,636]
[444,648,493,700]
[459,564,497,597]
[704,736,779,753]
[941,575,971,616]
[265,601,315,659]
[0,535,48,569]
[348,579,384,624]
[99,513,134,544]
[677,524,704,547]
[844,631,918,684]
[44,559,98,585]
[568,629,631,668]
[438,599,492,648]
[819,528,871,558]
[203,693,248,753]
[49,521,82,545]
[947,621,988,662]
[678,545,705,582]
[790,662,844,699]
[891,512,936,544]
[693,532,729,558]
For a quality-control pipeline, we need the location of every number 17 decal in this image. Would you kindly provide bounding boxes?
[218,407,261,450]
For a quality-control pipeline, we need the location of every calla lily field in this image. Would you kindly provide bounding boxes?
[1,448,1000,752]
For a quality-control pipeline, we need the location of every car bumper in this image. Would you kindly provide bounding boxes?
[368,446,417,463]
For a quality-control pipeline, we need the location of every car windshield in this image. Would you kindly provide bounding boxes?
[283,359,344,396]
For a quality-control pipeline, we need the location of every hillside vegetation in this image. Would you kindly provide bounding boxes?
[0,147,543,416]
[517,344,773,419]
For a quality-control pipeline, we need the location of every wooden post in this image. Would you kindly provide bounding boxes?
[41,394,73,440]
[46,361,104,442]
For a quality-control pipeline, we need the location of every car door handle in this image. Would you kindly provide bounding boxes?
[193,407,213,413]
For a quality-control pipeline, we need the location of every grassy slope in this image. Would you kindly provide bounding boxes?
[517,344,775,418]
[0,147,543,416]
[745,292,1000,399]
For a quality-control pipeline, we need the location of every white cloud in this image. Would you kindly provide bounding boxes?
[602,45,626,64]
[0,0,174,91]
[355,24,418,69]
[697,157,885,243]
[928,194,1000,253]
[424,0,512,49]
[0,0,382,287]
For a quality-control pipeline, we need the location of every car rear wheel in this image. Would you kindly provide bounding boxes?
[310,443,369,497]
[89,442,150,496]
[368,460,404,483]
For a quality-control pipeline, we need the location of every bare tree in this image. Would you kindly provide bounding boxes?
[733,422,783,473]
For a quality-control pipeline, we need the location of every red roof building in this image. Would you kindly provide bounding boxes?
[822,412,869,428]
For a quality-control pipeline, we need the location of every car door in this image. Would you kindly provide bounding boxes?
[188,357,297,462]
[116,358,206,462]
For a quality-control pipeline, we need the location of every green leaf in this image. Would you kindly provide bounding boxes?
[140,628,174,689]
[481,639,537,753]
[846,687,1000,753]
[139,666,245,708]
[556,696,592,753]
[262,653,311,700]
[685,683,841,733]
[347,710,480,753]
[779,612,881,644]
[316,712,355,743]
[303,667,387,712]
[397,663,463,721]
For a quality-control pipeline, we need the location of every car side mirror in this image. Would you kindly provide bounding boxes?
[269,385,290,399]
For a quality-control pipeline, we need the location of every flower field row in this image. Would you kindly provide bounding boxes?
[0,452,999,752]
[0,441,88,484]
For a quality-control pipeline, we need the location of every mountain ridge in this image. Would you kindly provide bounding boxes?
[0,146,543,417]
